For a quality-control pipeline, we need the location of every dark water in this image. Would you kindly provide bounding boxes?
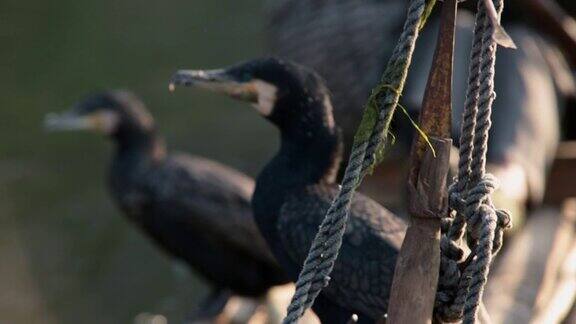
[0,1,276,323]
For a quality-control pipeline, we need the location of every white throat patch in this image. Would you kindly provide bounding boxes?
[93,110,121,134]
[251,80,277,116]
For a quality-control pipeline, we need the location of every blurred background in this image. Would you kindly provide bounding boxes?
[1,1,275,323]
[4,0,576,323]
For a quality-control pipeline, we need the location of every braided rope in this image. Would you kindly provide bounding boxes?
[434,3,489,320]
[436,0,512,323]
[282,0,428,322]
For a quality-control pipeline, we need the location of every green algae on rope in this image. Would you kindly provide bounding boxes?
[353,0,438,180]
[283,1,436,322]
[420,0,438,31]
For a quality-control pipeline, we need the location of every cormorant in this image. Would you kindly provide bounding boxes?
[265,0,573,151]
[44,90,289,313]
[170,58,407,323]
[265,0,575,218]
[266,0,402,151]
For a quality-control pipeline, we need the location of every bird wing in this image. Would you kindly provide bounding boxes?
[144,153,279,268]
[278,185,406,318]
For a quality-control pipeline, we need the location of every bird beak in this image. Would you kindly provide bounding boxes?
[168,69,258,103]
[44,111,94,132]
[44,110,119,133]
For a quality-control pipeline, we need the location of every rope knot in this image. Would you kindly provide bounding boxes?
[441,217,454,233]
[435,291,453,306]
[496,208,512,229]
[441,236,465,261]
[467,173,498,200]
[434,1,513,322]
[439,256,461,289]
[448,181,466,214]
[323,275,331,287]
[469,203,497,240]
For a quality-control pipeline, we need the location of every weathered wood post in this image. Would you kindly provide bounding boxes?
[386,0,457,322]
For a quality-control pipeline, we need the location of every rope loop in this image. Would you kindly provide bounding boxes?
[496,208,511,229]
[434,0,514,322]
[448,180,467,215]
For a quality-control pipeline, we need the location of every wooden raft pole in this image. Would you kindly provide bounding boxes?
[386,0,457,323]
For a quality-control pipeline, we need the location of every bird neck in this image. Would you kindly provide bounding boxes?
[252,115,342,241]
[276,127,342,185]
[111,130,166,183]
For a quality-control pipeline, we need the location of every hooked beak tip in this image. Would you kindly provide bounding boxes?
[169,70,198,90]
[43,113,60,131]
[169,69,235,92]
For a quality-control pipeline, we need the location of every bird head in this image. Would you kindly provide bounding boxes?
[45,90,154,138]
[169,57,335,132]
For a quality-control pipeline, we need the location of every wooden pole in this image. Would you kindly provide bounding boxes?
[386,0,457,323]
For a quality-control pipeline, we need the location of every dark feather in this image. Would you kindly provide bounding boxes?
[68,91,290,297]
[117,154,287,296]
[278,185,405,319]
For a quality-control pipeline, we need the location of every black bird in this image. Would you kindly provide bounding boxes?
[170,58,407,323]
[44,90,289,312]
[265,0,575,149]
[266,0,402,151]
